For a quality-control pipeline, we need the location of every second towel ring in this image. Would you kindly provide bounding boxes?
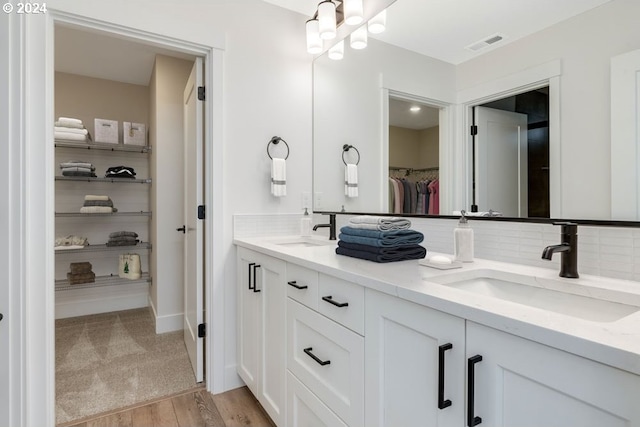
[342,144,360,165]
[267,136,290,160]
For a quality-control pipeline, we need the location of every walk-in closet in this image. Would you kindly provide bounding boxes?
[53,24,202,424]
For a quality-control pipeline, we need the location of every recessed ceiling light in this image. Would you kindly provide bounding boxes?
[410,106,421,112]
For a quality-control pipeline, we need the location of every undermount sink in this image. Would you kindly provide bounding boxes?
[426,269,640,323]
[269,237,336,248]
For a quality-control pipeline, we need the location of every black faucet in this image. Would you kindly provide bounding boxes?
[313,213,337,240]
[541,222,579,278]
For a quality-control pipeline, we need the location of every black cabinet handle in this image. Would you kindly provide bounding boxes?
[467,355,483,426]
[0,313,3,322]
[287,280,308,290]
[252,264,261,293]
[303,347,331,366]
[248,263,255,290]
[176,225,186,234]
[322,295,348,308]
[438,343,453,410]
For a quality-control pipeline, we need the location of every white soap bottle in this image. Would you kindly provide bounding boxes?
[300,208,312,236]
[454,210,474,262]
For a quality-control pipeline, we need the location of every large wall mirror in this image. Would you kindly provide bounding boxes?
[313,0,640,222]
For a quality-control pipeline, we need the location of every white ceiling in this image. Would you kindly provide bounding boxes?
[389,98,439,130]
[263,0,613,64]
[55,24,196,86]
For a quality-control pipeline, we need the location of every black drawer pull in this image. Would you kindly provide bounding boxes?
[467,355,483,426]
[303,347,331,366]
[252,264,261,293]
[322,295,348,308]
[438,343,453,410]
[248,263,255,290]
[288,280,308,290]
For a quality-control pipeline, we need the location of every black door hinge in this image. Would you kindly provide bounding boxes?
[197,205,205,220]
[197,86,205,101]
[198,323,207,338]
[470,125,478,136]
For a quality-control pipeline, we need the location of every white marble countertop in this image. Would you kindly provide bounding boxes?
[234,235,640,376]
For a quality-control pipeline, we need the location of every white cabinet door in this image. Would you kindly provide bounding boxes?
[237,248,286,426]
[466,322,640,427]
[365,289,466,427]
[237,248,260,394]
[287,371,348,427]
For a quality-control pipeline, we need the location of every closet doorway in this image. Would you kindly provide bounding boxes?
[53,22,206,424]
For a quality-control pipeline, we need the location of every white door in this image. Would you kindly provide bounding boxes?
[475,106,528,217]
[183,57,204,382]
[611,49,640,220]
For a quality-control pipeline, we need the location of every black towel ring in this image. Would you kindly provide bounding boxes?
[267,136,290,160]
[342,144,360,166]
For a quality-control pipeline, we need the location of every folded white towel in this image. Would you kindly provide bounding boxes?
[55,131,87,142]
[271,158,287,197]
[84,195,111,201]
[55,120,85,129]
[345,163,358,197]
[80,206,114,214]
[348,215,411,231]
[58,117,83,126]
[54,126,88,136]
[55,245,86,251]
[60,162,94,169]
[452,210,503,217]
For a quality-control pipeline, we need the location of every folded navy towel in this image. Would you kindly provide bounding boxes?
[337,240,426,255]
[335,245,426,263]
[109,231,138,238]
[339,227,424,247]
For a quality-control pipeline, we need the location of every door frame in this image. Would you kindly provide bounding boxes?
[14,10,225,426]
[456,59,562,218]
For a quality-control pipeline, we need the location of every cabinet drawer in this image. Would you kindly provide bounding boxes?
[287,371,348,427]
[286,263,319,310]
[287,299,364,427]
[318,274,364,335]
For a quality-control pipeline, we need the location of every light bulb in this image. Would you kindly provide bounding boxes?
[344,0,364,26]
[368,9,387,34]
[306,19,323,54]
[318,0,337,40]
[328,40,344,60]
[350,25,367,50]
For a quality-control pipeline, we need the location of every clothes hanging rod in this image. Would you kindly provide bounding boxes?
[389,166,439,172]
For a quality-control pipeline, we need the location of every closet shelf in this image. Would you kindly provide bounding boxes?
[55,139,151,153]
[55,273,151,292]
[55,242,152,254]
[55,176,152,184]
[55,211,152,218]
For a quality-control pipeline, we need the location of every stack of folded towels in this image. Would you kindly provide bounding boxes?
[55,235,89,250]
[336,215,426,263]
[54,117,91,142]
[60,160,96,178]
[106,231,139,247]
[105,166,137,179]
[67,261,95,285]
[80,195,117,214]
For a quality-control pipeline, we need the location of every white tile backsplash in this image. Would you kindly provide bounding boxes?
[234,214,640,283]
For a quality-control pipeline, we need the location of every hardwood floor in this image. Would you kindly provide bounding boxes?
[61,386,276,427]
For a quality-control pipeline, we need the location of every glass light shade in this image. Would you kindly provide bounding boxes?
[328,40,344,60]
[350,25,368,50]
[306,19,323,54]
[368,9,387,34]
[344,0,364,26]
[318,0,337,40]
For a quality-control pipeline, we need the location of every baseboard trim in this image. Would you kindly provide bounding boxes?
[55,284,148,319]
[148,296,184,333]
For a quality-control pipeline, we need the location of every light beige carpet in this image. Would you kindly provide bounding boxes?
[55,308,198,425]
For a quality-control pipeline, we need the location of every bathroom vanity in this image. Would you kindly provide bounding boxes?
[235,236,640,427]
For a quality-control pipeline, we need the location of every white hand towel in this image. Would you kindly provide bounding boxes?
[345,163,358,197]
[54,126,88,135]
[271,158,287,197]
[58,117,83,126]
[55,131,88,142]
[54,120,85,129]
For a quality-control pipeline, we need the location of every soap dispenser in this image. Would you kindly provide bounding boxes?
[454,210,474,262]
[301,208,312,236]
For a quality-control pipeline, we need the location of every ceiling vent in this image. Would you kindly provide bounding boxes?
[465,33,507,52]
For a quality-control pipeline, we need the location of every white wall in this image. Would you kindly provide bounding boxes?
[149,55,193,333]
[456,0,640,219]
[314,37,456,212]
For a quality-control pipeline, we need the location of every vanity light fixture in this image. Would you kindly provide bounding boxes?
[318,0,337,40]
[367,9,386,34]
[343,0,364,26]
[328,39,345,60]
[306,18,323,54]
[350,25,368,49]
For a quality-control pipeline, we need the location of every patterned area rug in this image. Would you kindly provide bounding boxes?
[55,308,198,425]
